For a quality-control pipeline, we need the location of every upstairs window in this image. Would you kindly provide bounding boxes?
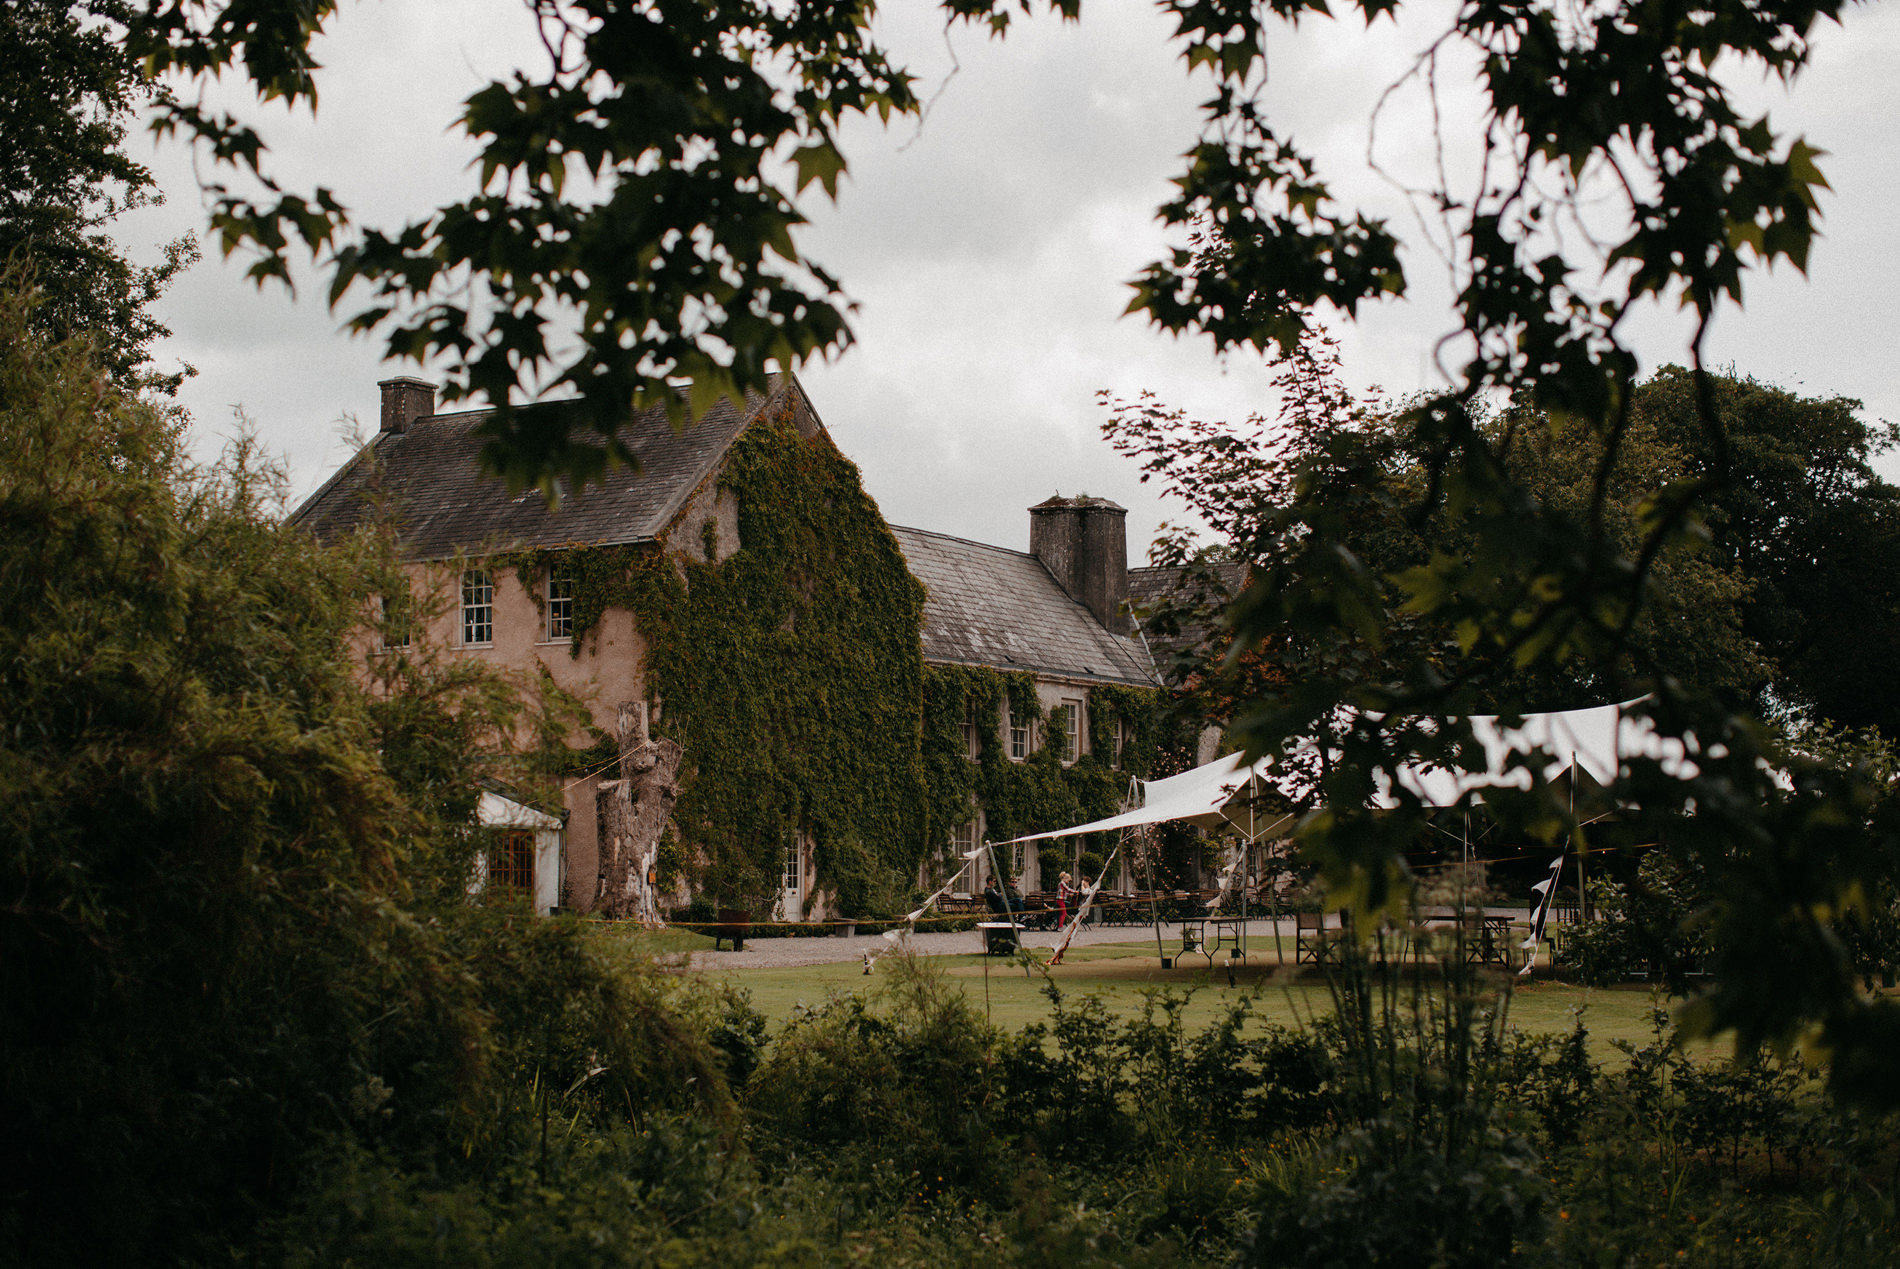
[377,590,411,650]
[546,561,575,641]
[963,698,982,758]
[461,567,493,646]
[1060,699,1083,763]
[1009,708,1029,761]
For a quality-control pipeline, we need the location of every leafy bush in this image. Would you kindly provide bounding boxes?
[1560,852,1714,989]
[745,952,1018,1201]
[1241,1124,1547,1268]
[0,274,732,1264]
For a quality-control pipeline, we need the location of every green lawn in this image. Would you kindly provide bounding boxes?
[618,932,1699,1062]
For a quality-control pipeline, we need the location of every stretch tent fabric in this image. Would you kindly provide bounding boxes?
[997,751,1289,846]
[993,698,1688,846]
[1387,698,1689,808]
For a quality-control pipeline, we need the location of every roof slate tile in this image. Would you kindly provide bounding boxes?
[288,379,777,558]
[893,525,1155,687]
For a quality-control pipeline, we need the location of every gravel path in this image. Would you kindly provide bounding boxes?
[685,918,1293,970]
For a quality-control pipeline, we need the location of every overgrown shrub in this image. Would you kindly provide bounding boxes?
[1241,1123,1546,1267]
[745,952,1019,1202]
[1560,851,1715,989]
[0,275,734,1264]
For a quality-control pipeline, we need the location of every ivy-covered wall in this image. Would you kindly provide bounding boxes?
[500,404,1162,914]
[919,663,1158,880]
[512,409,930,915]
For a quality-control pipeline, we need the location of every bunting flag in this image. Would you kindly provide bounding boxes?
[1206,842,1246,912]
[862,858,973,975]
[1046,836,1128,966]
[1517,853,1568,977]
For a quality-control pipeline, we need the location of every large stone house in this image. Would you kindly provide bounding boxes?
[290,374,1162,916]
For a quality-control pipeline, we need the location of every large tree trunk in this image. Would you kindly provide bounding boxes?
[593,701,683,922]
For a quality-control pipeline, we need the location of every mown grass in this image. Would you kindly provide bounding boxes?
[604,927,1701,1062]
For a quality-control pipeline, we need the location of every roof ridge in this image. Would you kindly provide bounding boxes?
[889,523,1037,559]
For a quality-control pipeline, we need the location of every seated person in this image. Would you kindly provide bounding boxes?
[1005,877,1027,914]
[983,876,1009,915]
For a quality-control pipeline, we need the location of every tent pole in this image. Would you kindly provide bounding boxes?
[1240,774,1254,960]
[986,838,1029,976]
[1271,840,1285,964]
[1143,825,1168,966]
[1570,751,1591,923]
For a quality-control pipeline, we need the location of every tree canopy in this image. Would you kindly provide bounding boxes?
[1624,367,1900,733]
[0,268,729,1261]
[0,0,196,391]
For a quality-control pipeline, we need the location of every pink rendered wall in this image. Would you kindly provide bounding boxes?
[347,559,652,912]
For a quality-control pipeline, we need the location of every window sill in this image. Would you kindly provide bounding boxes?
[457,642,495,651]
[535,638,574,648]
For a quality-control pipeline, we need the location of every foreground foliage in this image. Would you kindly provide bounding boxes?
[0,275,723,1263]
[262,947,1900,1268]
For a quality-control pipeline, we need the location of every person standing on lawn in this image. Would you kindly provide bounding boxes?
[1056,871,1074,929]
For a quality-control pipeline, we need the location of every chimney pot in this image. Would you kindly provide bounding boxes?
[378,376,437,435]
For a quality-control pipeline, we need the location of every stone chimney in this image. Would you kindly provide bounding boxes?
[378,376,437,435]
[1029,495,1132,635]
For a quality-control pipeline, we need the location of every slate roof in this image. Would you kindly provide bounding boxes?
[1128,561,1247,680]
[892,525,1156,687]
[287,377,789,558]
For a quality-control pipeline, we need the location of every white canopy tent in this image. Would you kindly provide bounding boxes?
[975,698,1686,967]
[995,698,1685,848]
[1001,751,1296,846]
[1386,699,1689,809]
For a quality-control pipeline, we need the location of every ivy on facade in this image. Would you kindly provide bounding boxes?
[499,410,1162,913]
[506,412,929,914]
[920,663,1158,879]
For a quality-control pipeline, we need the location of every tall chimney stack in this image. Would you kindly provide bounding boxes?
[1028,495,1132,635]
[378,376,436,435]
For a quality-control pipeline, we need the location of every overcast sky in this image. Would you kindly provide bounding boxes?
[122,0,1900,560]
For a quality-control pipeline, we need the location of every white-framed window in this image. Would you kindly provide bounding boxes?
[377,591,410,650]
[963,698,981,758]
[1009,707,1029,760]
[1060,698,1083,763]
[1112,718,1125,770]
[781,840,801,894]
[951,817,977,863]
[461,567,493,646]
[546,561,575,641]
[957,817,986,892]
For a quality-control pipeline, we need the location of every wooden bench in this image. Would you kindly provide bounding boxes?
[712,908,752,951]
